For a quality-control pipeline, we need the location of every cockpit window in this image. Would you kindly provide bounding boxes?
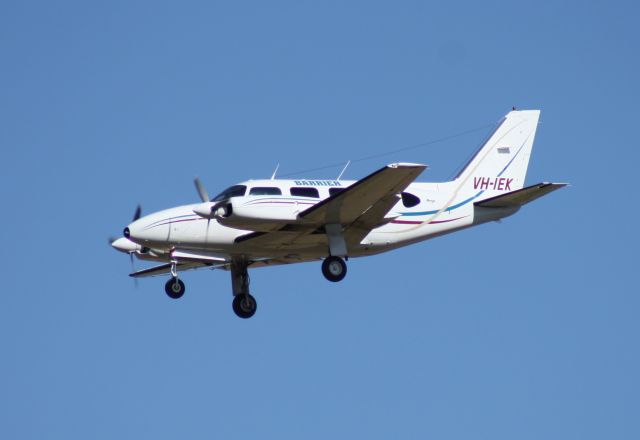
[249,187,282,196]
[329,188,344,197]
[290,187,319,198]
[212,185,247,201]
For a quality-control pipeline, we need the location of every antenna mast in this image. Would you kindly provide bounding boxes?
[270,163,280,180]
[337,160,351,180]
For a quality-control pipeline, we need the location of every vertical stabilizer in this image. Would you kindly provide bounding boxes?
[454,110,540,200]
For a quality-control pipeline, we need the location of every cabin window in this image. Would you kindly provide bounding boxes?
[249,187,282,196]
[401,192,420,208]
[290,187,319,198]
[329,188,344,197]
[212,185,246,201]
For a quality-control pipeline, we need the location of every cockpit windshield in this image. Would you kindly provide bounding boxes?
[211,185,247,202]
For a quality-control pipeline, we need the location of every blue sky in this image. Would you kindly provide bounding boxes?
[1,1,638,438]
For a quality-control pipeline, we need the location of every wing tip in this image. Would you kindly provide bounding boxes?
[540,182,570,189]
[387,162,428,169]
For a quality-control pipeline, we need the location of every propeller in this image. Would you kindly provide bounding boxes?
[194,177,215,241]
[194,177,210,202]
[132,204,142,222]
[109,205,143,286]
[109,203,140,245]
[129,252,138,287]
[127,205,142,286]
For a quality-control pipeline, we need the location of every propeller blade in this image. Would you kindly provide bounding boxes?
[194,177,210,202]
[108,236,118,245]
[132,205,142,222]
[129,252,139,288]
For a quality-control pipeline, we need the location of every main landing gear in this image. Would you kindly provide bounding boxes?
[230,259,257,319]
[322,256,347,282]
[322,224,348,282]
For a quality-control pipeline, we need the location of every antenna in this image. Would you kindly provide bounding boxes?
[336,160,351,180]
[270,163,280,180]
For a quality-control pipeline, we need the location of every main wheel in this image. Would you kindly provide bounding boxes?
[321,256,347,282]
[232,294,257,319]
[164,278,185,299]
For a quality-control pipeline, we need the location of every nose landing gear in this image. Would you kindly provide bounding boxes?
[165,278,185,299]
[164,261,185,299]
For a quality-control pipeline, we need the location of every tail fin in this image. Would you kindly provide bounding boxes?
[454,110,540,199]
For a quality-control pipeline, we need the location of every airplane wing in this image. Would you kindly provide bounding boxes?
[299,163,427,225]
[130,249,230,278]
[233,163,426,250]
[342,193,402,244]
[129,262,217,278]
[474,182,567,208]
[130,255,315,278]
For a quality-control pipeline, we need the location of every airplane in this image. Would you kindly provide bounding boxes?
[111,109,566,319]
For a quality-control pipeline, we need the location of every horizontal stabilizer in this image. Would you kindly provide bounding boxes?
[475,182,567,208]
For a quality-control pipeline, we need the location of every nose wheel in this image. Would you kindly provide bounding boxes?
[322,256,347,282]
[165,277,185,299]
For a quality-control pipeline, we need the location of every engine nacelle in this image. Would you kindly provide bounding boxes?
[193,202,232,219]
[215,197,302,231]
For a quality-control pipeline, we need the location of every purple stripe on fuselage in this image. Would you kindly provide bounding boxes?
[147,217,206,229]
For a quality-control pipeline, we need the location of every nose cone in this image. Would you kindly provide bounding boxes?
[111,237,141,253]
[123,213,171,247]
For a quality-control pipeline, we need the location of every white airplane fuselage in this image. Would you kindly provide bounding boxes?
[111,110,565,319]
[122,179,511,261]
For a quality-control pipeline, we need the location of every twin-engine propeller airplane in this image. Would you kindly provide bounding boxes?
[111,109,566,319]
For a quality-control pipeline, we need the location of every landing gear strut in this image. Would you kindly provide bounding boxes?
[231,259,257,319]
[322,256,347,282]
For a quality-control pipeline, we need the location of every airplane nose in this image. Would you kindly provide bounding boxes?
[122,215,170,246]
[111,237,141,253]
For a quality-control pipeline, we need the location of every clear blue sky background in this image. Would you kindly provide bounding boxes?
[1,1,638,438]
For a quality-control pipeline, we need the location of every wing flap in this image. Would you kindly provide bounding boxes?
[474,182,567,208]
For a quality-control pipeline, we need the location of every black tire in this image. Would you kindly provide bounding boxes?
[232,294,257,319]
[321,256,347,282]
[165,278,185,299]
